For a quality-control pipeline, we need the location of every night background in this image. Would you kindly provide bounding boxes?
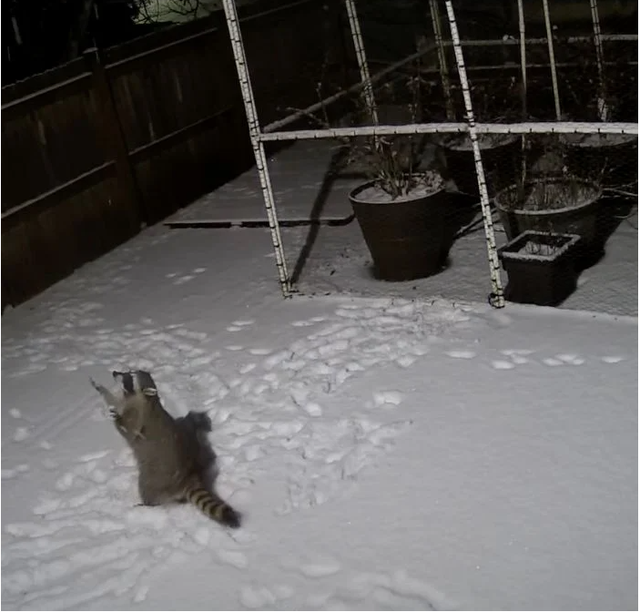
[3,0,638,86]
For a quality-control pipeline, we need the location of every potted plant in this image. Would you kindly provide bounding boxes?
[559,133,638,190]
[494,175,602,262]
[498,230,582,306]
[341,81,457,281]
[348,156,452,281]
[433,132,521,199]
[300,64,463,281]
[430,78,523,199]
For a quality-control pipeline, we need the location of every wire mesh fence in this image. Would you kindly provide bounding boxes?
[221,0,637,314]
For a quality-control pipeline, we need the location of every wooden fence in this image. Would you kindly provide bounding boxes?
[1,0,352,308]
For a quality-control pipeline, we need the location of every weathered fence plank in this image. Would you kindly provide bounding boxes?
[1,0,352,309]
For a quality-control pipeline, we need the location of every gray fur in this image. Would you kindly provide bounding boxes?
[91,370,239,528]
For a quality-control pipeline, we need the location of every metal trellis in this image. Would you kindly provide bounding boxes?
[220,0,637,306]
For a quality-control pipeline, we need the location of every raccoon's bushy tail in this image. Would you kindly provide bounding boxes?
[185,484,241,528]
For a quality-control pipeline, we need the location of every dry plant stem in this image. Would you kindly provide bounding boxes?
[606,188,638,198]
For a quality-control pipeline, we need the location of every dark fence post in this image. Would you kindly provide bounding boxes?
[83,47,149,226]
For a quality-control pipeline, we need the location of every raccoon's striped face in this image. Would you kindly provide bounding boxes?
[112,370,158,398]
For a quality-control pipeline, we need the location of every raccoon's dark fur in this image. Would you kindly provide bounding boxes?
[91,370,240,528]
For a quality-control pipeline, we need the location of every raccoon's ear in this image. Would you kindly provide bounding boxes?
[142,387,158,397]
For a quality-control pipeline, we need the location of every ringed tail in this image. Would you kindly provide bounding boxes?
[185,486,241,528]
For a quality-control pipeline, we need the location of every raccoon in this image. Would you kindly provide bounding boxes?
[175,409,218,482]
[91,370,240,528]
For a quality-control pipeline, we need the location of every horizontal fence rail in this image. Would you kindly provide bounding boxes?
[259,122,639,142]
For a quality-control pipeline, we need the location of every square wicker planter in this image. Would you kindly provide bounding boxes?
[498,231,582,306]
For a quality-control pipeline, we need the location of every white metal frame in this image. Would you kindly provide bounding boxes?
[220,0,638,303]
[221,0,290,296]
[541,0,562,119]
[442,0,505,307]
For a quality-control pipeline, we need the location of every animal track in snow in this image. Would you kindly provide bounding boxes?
[542,358,563,366]
[133,585,149,603]
[279,418,411,514]
[291,320,315,327]
[239,584,283,609]
[509,355,530,365]
[232,319,255,327]
[249,348,272,356]
[332,569,450,610]
[2,464,29,479]
[491,360,515,370]
[302,402,323,417]
[79,451,110,463]
[299,560,342,578]
[396,355,417,368]
[445,349,476,360]
[217,548,249,569]
[500,349,534,364]
[173,275,195,285]
[601,355,624,364]
[372,390,404,408]
[171,267,205,286]
[2,296,474,610]
[13,427,31,442]
[555,353,586,365]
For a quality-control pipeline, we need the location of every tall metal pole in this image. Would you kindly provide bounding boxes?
[517,0,527,118]
[443,0,505,308]
[221,0,291,297]
[343,0,378,125]
[589,0,608,120]
[429,0,455,120]
[517,0,528,185]
[541,0,562,119]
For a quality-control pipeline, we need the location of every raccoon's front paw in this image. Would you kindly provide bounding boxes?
[133,428,146,440]
[115,421,128,435]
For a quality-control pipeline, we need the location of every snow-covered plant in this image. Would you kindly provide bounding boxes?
[342,75,429,199]
[287,65,431,200]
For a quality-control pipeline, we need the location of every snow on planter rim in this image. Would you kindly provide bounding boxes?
[350,171,445,204]
[559,133,638,148]
[500,232,581,263]
[433,132,519,151]
[494,177,602,215]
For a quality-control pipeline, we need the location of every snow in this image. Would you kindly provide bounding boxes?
[168,140,358,225]
[351,173,444,204]
[500,233,581,262]
[434,133,519,151]
[559,133,638,148]
[167,140,633,317]
[2,175,638,610]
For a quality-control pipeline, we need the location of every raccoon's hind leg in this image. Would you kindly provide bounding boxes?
[138,475,182,506]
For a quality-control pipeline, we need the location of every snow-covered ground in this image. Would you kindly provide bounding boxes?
[2,199,638,608]
[169,140,638,317]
